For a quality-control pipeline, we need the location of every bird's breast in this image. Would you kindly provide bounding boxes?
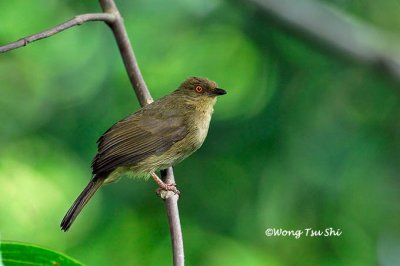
[195,111,212,144]
[186,104,214,150]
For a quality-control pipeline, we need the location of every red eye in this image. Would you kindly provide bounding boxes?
[195,86,203,93]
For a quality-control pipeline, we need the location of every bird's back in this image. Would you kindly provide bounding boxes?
[92,96,188,177]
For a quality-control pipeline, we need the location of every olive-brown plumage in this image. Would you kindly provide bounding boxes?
[61,77,226,231]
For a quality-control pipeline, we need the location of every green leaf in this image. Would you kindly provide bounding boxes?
[0,242,83,266]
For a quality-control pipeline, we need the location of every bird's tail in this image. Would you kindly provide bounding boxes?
[60,176,104,231]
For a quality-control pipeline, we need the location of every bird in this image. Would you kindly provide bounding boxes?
[60,77,226,231]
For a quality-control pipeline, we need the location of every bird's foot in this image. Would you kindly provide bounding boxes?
[156,183,180,195]
[151,172,180,195]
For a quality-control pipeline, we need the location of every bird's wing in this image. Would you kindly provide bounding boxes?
[92,106,188,175]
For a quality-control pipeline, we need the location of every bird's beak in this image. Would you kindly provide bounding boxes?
[213,88,227,96]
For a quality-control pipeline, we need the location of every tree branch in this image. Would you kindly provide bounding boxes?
[99,0,153,105]
[160,168,184,266]
[247,0,400,82]
[1,1,184,265]
[0,13,115,53]
[98,1,184,265]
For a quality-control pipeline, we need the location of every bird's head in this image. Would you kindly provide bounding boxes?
[178,77,226,98]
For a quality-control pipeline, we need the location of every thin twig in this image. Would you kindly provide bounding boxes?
[99,0,153,106]
[0,13,115,53]
[247,0,400,81]
[98,1,184,265]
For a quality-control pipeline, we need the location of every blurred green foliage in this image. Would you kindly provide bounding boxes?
[0,0,399,265]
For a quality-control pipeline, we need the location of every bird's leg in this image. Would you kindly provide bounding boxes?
[151,172,180,195]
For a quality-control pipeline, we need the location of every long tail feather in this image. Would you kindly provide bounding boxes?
[60,176,104,231]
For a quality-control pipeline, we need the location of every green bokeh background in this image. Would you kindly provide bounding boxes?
[1,0,399,265]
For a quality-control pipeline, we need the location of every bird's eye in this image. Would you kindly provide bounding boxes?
[195,85,203,93]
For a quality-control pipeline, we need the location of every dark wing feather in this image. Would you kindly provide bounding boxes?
[92,106,188,175]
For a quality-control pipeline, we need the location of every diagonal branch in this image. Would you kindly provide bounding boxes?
[98,1,184,265]
[0,13,115,53]
[99,0,153,105]
[247,0,400,82]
